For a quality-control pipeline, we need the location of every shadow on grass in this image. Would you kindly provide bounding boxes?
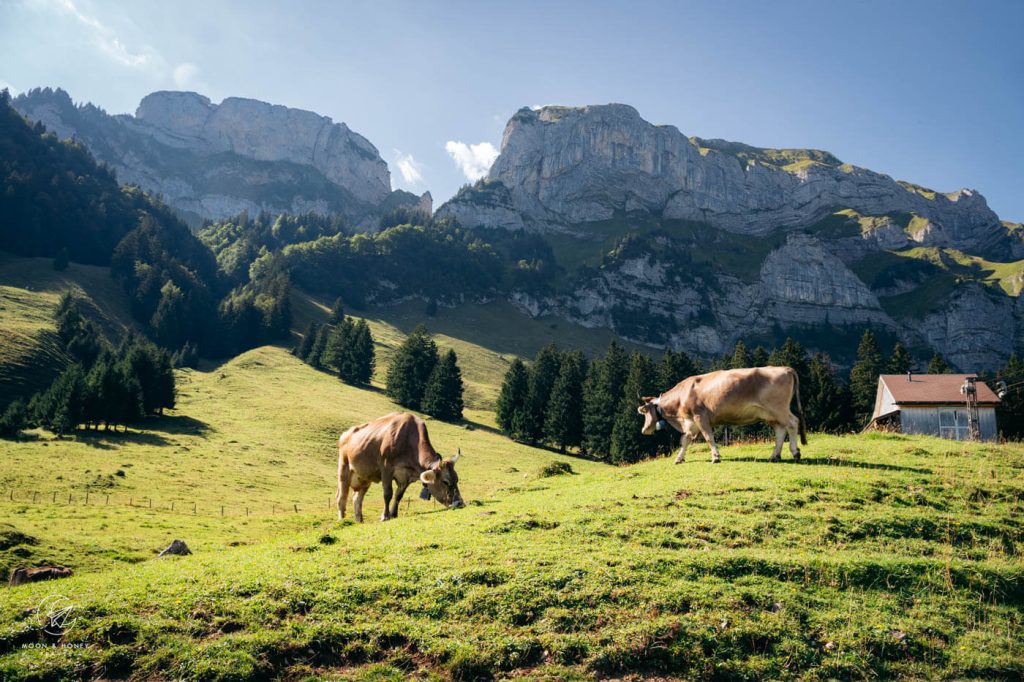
[146,414,211,437]
[728,455,932,474]
[74,429,173,448]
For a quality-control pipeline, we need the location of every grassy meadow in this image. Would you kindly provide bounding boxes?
[0,255,1023,680]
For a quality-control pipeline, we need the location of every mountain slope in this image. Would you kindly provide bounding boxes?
[439,104,1024,369]
[12,88,428,228]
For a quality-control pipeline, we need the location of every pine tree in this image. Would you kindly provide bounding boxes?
[385,324,438,409]
[328,298,346,324]
[928,353,951,374]
[347,319,375,385]
[422,349,464,421]
[849,329,883,424]
[995,354,1024,439]
[524,344,562,442]
[306,324,331,368]
[0,400,28,438]
[123,340,174,415]
[751,346,770,367]
[544,351,587,451]
[658,348,696,390]
[496,358,530,440]
[730,340,751,369]
[151,281,187,349]
[323,317,355,373]
[769,338,809,383]
[583,341,628,459]
[295,321,319,359]
[806,353,845,433]
[610,352,659,464]
[887,342,913,374]
[36,364,86,435]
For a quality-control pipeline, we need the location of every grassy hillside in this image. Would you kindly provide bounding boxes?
[291,292,648,410]
[0,252,134,404]
[1,421,1021,679]
[0,345,595,578]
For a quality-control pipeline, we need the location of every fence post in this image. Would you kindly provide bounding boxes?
[245,507,249,517]
[8,490,12,501]
[294,504,298,513]
[149,498,152,509]
[106,494,109,505]
[85,491,89,505]
[129,497,133,507]
[68,493,72,504]
[272,504,276,514]
[52,491,57,503]
[193,502,197,515]
[221,505,224,516]
[33,492,38,503]
[171,501,174,512]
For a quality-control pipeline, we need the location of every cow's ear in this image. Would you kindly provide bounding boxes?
[420,470,437,485]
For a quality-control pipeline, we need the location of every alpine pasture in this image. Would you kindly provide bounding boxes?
[1,262,1023,680]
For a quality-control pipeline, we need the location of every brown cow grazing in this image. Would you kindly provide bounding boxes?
[8,566,73,587]
[638,366,806,463]
[337,412,465,523]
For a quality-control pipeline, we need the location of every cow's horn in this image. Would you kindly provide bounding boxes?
[451,447,461,463]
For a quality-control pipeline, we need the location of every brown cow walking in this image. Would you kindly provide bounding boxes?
[337,412,465,523]
[638,366,806,463]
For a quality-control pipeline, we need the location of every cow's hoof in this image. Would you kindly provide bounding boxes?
[674,458,685,465]
[711,457,721,464]
[769,455,781,463]
[793,450,802,461]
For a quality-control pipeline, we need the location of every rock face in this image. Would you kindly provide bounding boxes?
[442,104,1005,253]
[441,104,1023,369]
[13,88,420,228]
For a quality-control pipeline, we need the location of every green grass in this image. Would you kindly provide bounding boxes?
[0,252,134,403]
[1,422,1022,680]
[1,259,1023,680]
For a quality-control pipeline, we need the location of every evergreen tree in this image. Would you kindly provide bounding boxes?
[295,321,319,359]
[172,341,199,369]
[306,324,331,368]
[151,281,188,349]
[995,354,1024,440]
[806,353,846,433]
[610,352,659,464]
[35,364,85,435]
[0,400,28,438]
[730,340,751,369]
[422,349,464,421]
[347,319,375,385]
[583,341,628,459]
[928,353,951,374]
[123,341,175,415]
[496,358,530,440]
[323,317,355,373]
[658,348,696,390]
[544,351,587,451]
[328,297,346,324]
[524,344,562,442]
[849,329,883,424]
[769,338,809,384]
[751,346,770,367]
[887,342,913,374]
[385,324,439,410]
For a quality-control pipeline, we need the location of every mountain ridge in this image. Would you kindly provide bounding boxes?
[11,87,428,228]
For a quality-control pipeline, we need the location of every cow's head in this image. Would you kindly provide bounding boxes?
[419,449,465,509]
[637,396,663,436]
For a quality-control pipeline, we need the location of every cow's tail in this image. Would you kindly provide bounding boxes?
[792,369,807,445]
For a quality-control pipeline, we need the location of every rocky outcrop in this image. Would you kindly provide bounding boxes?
[438,103,1022,369]
[440,104,1008,255]
[13,88,420,228]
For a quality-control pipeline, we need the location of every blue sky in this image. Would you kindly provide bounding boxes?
[1,0,1021,221]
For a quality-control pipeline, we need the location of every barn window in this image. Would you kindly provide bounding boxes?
[938,408,969,440]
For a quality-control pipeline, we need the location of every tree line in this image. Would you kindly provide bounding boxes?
[295,298,375,386]
[494,330,1024,461]
[0,294,176,438]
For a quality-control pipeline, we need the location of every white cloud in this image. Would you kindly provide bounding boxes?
[173,63,201,89]
[445,141,499,182]
[394,151,425,187]
[50,0,161,70]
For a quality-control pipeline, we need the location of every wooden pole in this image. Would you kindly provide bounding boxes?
[294,504,298,513]
[53,491,57,503]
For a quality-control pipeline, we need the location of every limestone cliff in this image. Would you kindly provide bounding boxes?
[440,104,1023,369]
[13,88,424,228]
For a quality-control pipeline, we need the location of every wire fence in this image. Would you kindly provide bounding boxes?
[0,486,343,519]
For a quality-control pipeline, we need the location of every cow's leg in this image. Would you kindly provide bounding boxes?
[352,481,369,523]
[673,433,692,464]
[390,481,410,518]
[785,413,802,460]
[769,424,785,462]
[694,413,722,463]
[380,468,394,522]
[337,458,351,520]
